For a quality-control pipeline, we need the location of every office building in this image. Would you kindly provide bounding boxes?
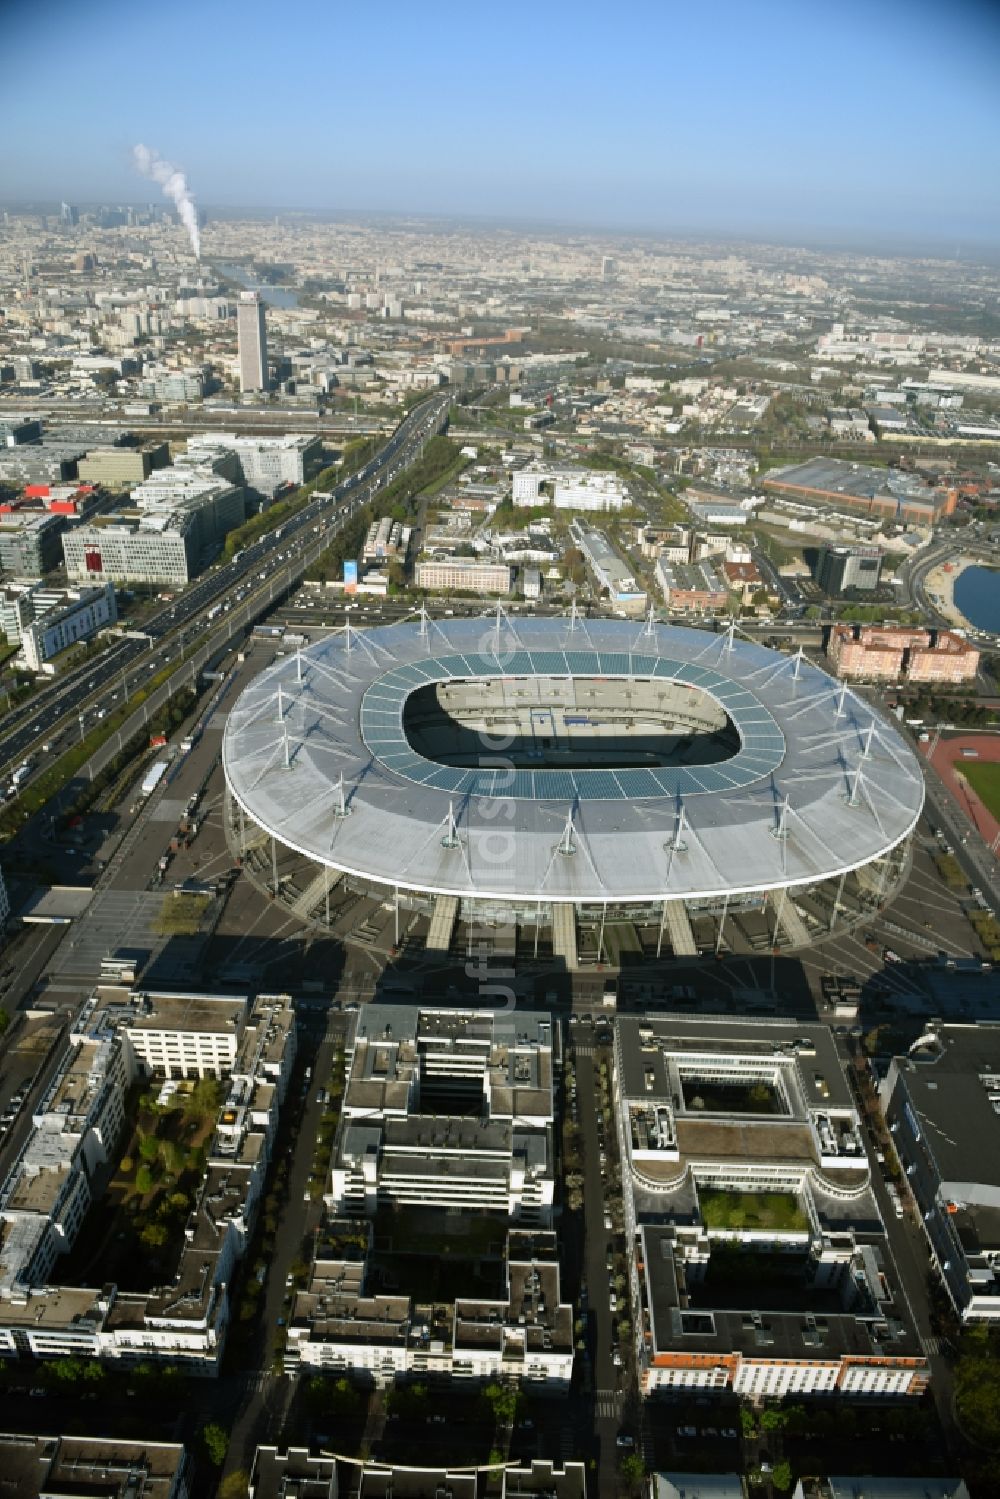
[185,432,323,497]
[238,291,269,393]
[512,463,630,512]
[816,545,883,598]
[614,1015,928,1399]
[0,513,66,579]
[414,558,513,595]
[63,518,196,588]
[0,415,42,447]
[881,1023,1000,1323]
[64,464,244,587]
[77,443,170,488]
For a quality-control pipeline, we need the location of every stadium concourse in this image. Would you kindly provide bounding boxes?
[222,610,924,968]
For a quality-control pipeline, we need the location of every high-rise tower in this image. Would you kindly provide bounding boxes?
[237,291,268,393]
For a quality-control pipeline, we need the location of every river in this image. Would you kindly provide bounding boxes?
[215,262,300,308]
[954,564,1000,636]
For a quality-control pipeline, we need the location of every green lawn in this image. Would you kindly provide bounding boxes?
[699,1188,808,1233]
[154,892,211,935]
[957,760,1000,822]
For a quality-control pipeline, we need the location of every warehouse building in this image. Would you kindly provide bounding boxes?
[763,458,957,527]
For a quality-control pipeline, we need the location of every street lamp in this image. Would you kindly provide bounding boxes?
[78,713,85,743]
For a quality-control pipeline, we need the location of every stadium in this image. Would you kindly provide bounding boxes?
[222,612,924,966]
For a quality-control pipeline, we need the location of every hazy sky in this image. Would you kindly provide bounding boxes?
[3,0,999,248]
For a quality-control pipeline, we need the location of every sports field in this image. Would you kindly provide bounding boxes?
[957,760,1000,823]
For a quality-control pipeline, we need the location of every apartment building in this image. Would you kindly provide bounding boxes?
[881,1024,1000,1323]
[0,1433,189,1499]
[329,1006,554,1222]
[362,514,409,564]
[287,1222,573,1391]
[614,1015,927,1400]
[415,558,513,595]
[827,625,979,684]
[6,582,118,670]
[0,988,294,1374]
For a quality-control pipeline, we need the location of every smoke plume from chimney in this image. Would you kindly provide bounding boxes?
[132,144,201,259]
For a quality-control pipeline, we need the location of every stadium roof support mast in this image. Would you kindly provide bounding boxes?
[441,798,460,849]
[333,772,350,820]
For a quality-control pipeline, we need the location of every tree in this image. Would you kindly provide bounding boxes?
[482,1381,522,1426]
[201,1423,229,1467]
[619,1453,646,1489]
[760,1406,786,1431]
[140,1222,169,1249]
[135,1165,154,1194]
[138,1134,160,1163]
[772,1460,794,1493]
[218,1473,250,1499]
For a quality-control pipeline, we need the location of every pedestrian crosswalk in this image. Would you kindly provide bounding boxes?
[921,1334,947,1356]
[595,1388,622,1420]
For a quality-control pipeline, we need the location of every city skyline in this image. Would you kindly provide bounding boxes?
[3,0,1000,248]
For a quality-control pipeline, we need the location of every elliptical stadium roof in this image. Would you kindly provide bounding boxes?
[222,615,924,905]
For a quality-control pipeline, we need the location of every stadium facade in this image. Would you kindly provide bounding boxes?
[223,613,924,965]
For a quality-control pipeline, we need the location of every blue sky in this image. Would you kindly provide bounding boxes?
[3,0,999,248]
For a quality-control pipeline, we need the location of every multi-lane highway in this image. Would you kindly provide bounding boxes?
[0,392,451,787]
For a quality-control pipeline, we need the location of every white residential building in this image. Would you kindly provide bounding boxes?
[0,988,295,1374]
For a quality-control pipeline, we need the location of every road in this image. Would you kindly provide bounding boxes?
[0,392,451,785]
[572,1025,628,1494]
